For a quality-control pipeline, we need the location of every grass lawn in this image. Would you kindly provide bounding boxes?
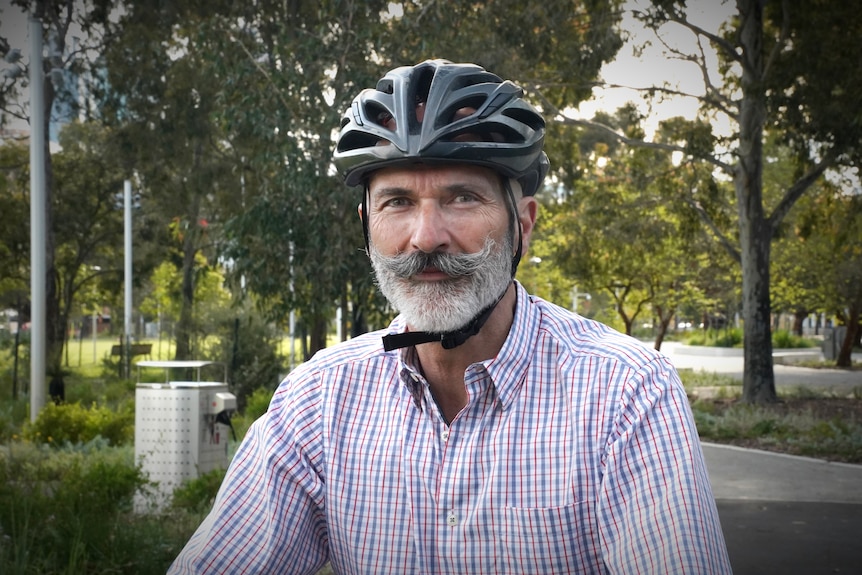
[61,336,175,370]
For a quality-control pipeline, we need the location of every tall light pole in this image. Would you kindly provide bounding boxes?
[29,15,46,422]
[124,179,133,379]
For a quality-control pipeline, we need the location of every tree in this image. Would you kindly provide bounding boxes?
[50,122,126,369]
[0,141,30,399]
[1,123,127,390]
[546,104,722,347]
[777,182,862,367]
[0,142,29,306]
[103,2,244,360]
[531,1,862,403]
[1,0,119,397]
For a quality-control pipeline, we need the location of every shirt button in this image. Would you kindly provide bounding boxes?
[441,429,449,442]
[446,512,458,526]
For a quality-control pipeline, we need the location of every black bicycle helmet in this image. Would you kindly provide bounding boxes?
[333,59,549,196]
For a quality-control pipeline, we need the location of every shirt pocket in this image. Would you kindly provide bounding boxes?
[499,501,604,574]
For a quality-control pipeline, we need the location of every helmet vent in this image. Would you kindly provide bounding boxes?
[504,107,545,131]
[438,96,486,129]
[443,123,523,144]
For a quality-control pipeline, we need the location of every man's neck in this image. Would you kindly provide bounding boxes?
[412,283,517,422]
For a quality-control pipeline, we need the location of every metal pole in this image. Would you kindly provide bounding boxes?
[92,311,97,363]
[124,179,132,378]
[29,16,46,422]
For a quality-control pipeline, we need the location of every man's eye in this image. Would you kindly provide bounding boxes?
[384,197,409,207]
[454,193,478,203]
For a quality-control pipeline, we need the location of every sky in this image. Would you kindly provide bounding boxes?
[575,0,737,138]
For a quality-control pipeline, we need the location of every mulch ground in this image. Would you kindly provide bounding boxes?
[696,396,862,464]
[706,396,862,419]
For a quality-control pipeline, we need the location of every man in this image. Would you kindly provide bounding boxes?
[170,60,731,574]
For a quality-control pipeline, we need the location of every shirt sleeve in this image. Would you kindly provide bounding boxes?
[597,356,732,574]
[168,373,328,575]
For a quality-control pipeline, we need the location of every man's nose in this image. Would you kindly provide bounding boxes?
[410,203,450,253]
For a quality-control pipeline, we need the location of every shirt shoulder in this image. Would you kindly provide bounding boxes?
[531,297,664,372]
[270,328,399,410]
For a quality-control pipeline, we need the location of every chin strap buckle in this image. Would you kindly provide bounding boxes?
[381,291,502,351]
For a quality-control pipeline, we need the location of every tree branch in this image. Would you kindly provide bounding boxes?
[762,0,791,79]
[685,195,742,264]
[659,7,741,65]
[526,85,735,173]
[767,151,837,235]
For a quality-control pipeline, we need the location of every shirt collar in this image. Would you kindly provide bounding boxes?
[481,281,538,409]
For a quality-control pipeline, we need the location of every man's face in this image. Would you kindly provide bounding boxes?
[366,164,515,333]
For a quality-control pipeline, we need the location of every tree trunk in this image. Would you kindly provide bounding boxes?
[653,305,674,351]
[739,218,776,402]
[836,305,860,368]
[792,310,806,336]
[737,0,777,404]
[174,232,196,360]
[44,87,63,381]
[308,315,328,358]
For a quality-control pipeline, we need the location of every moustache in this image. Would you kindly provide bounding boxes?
[374,238,497,279]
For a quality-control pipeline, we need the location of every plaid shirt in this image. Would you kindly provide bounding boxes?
[170,282,731,574]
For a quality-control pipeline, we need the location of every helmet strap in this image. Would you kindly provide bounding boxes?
[503,178,524,277]
[381,289,506,351]
[361,185,371,256]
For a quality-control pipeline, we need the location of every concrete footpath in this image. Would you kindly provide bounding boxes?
[660,343,862,575]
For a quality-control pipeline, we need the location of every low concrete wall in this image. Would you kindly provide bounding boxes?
[675,345,822,364]
[674,345,743,357]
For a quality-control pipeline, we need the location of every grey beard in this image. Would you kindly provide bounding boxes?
[370,234,513,333]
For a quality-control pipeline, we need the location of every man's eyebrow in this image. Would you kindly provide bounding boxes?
[370,186,413,199]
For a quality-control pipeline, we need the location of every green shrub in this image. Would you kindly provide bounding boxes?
[200,307,285,412]
[232,385,275,439]
[171,467,227,514]
[690,401,862,463]
[771,329,817,349]
[684,328,818,349]
[0,440,184,574]
[685,328,743,347]
[245,385,275,421]
[0,399,28,442]
[22,401,134,446]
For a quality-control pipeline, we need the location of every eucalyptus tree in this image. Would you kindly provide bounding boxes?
[50,121,127,362]
[0,142,29,307]
[195,0,393,355]
[385,0,625,103]
[547,104,723,348]
[530,0,862,403]
[103,2,246,360]
[0,0,118,387]
[0,142,30,398]
[775,182,862,367]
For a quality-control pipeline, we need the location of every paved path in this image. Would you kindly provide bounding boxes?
[662,341,862,394]
[659,343,862,574]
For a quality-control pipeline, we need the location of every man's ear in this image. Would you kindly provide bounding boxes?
[517,196,538,256]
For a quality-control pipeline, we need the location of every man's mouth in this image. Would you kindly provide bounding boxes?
[413,265,451,281]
